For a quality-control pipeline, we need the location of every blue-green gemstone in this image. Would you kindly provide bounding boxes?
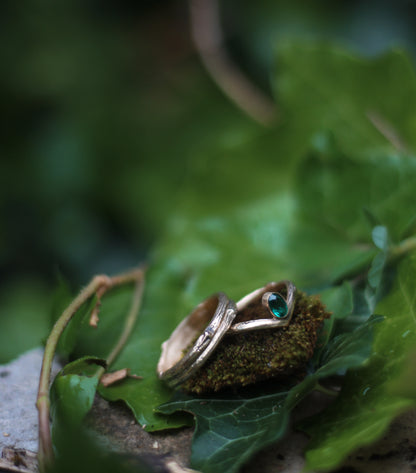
[268,293,288,318]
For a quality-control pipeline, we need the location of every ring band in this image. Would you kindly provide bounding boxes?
[228,280,296,333]
[157,292,237,389]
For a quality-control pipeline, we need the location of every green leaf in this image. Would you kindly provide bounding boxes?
[50,356,107,456]
[159,390,291,473]
[316,315,383,375]
[372,225,389,250]
[97,370,192,431]
[302,253,416,472]
[320,282,354,321]
[157,315,381,473]
[50,361,99,436]
[51,357,105,429]
[368,251,388,289]
[295,145,416,246]
[319,282,354,325]
[313,282,354,364]
[51,374,98,426]
[275,43,416,155]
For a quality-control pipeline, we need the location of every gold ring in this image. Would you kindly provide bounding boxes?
[157,292,237,389]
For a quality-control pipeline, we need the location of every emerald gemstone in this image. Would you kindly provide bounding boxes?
[267,293,288,318]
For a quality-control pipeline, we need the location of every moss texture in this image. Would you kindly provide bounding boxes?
[182,290,331,394]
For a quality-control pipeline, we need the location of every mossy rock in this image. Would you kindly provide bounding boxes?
[182,290,331,394]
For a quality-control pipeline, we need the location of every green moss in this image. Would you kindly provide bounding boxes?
[182,290,331,394]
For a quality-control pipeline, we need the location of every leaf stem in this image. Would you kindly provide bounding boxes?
[36,267,145,472]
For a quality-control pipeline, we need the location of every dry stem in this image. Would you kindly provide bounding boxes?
[189,0,276,125]
[36,267,145,472]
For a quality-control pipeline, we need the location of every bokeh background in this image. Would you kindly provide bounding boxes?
[1,0,416,362]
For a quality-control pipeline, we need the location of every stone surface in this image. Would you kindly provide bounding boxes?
[0,348,61,454]
[87,396,193,468]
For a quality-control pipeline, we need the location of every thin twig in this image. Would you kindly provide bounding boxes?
[95,271,145,379]
[390,236,416,260]
[367,110,409,153]
[189,0,276,126]
[36,268,145,472]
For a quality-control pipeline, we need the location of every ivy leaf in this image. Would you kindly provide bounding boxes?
[157,315,382,473]
[315,315,382,375]
[159,390,291,473]
[314,281,354,355]
[51,374,99,427]
[50,357,105,425]
[50,357,105,449]
[302,253,416,472]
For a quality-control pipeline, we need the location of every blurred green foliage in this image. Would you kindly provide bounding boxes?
[2,2,416,472]
[1,0,416,362]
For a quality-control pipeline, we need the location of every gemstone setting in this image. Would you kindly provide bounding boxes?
[267,293,288,318]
